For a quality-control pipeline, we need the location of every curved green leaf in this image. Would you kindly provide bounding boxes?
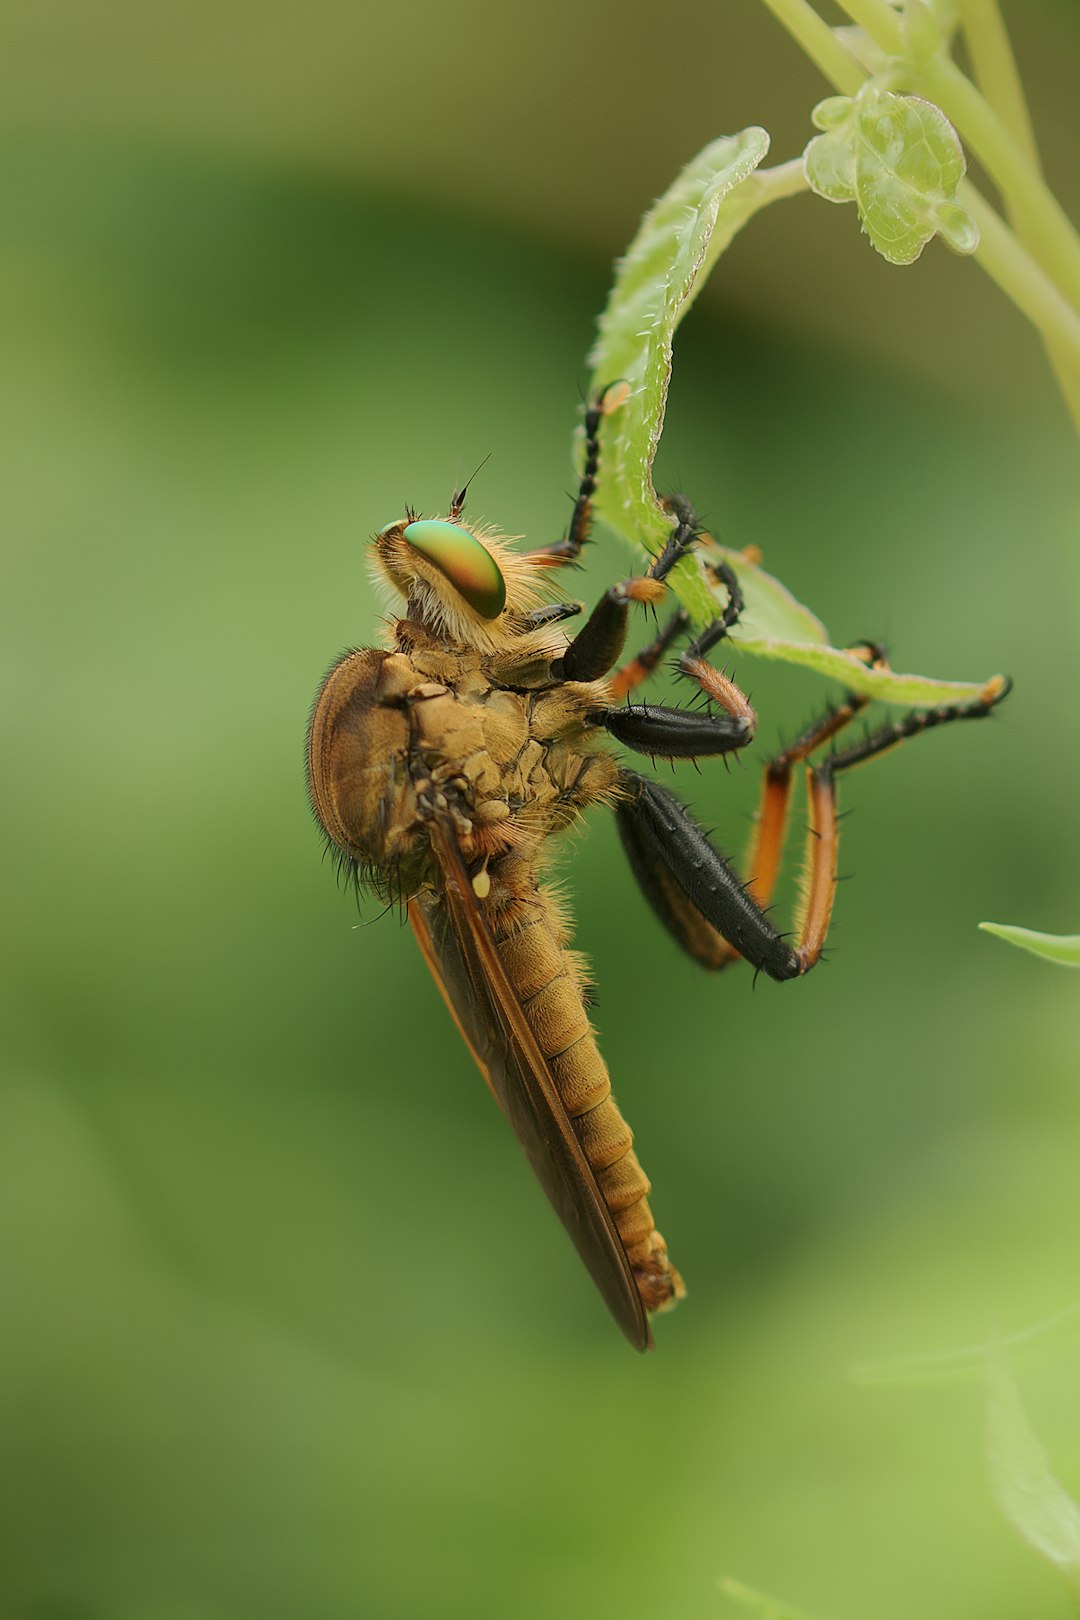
[979,922,1080,967]
[582,132,1003,708]
[587,127,773,588]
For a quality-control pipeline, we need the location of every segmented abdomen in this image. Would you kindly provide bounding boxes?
[493,880,685,1315]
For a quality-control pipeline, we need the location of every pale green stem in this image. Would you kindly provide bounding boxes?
[832,0,902,55]
[832,0,1080,307]
[835,0,1080,304]
[757,0,865,95]
[956,0,1039,168]
[756,157,811,200]
[957,0,1080,433]
[761,0,1080,438]
[961,188,1080,377]
[917,54,1080,309]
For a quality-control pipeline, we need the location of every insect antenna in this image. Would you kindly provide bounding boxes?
[448,453,492,520]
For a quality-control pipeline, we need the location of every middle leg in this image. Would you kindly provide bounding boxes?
[573,492,759,757]
[555,491,700,683]
[612,641,882,972]
[613,650,882,972]
[615,666,1009,981]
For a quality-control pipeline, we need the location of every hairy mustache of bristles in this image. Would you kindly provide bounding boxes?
[371,522,568,653]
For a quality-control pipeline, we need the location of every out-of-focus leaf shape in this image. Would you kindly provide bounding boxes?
[979,921,1080,967]
[850,1304,1080,1387]
[986,1333,1080,1601]
[584,130,1002,707]
[719,1576,822,1620]
[805,86,979,264]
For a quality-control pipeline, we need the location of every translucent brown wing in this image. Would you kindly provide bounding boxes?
[409,819,651,1351]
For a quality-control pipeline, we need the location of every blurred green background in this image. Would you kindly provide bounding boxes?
[2,4,1079,1618]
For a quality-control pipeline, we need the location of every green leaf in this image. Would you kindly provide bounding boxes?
[707,541,1000,703]
[805,85,979,263]
[708,542,828,648]
[719,1576,822,1620]
[986,1333,1080,1601]
[979,922,1080,967]
[587,127,773,583]
[583,132,1002,708]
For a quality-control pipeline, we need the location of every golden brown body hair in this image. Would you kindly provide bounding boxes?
[308,395,1009,1347]
[308,586,685,1320]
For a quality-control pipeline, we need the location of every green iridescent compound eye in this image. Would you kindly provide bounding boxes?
[403,519,506,618]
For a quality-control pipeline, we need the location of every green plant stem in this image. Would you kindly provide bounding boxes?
[956,0,1039,167]
[961,189,1080,376]
[919,46,1080,434]
[761,0,1080,436]
[832,0,1080,307]
[833,0,902,56]
[917,54,1080,308]
[758,0,864,95]
[956,0,1080,434]
[755,157,810,201]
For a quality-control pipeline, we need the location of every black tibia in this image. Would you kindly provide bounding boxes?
[598,702,753,759]
[616,771,799,981]
[558,586,631,681]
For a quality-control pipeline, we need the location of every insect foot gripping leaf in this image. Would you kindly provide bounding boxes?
[805,85,979,265]
[585,133,1005,708]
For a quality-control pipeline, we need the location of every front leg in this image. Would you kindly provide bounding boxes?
[596,698,753,760]
[527,382,631,565]
[556,495,699,683]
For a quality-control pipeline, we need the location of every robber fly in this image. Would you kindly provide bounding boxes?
[307,385,1010,1350]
